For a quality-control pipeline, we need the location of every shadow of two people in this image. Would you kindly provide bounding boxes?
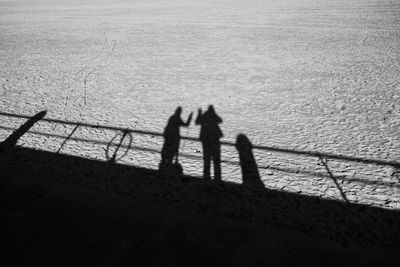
[160,105,263,189]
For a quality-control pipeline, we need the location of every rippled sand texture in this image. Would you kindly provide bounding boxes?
[1,0,400,208]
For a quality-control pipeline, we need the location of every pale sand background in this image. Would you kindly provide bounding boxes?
[1,0,400,208]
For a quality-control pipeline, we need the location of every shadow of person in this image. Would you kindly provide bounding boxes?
[159,107,192,177]
[195,105,223,181]
[235,134,264,190]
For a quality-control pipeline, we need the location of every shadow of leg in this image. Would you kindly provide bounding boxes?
[214,142,221,182]
[203,143,211,180]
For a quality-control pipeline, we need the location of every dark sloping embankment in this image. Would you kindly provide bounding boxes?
[1,147,399,266]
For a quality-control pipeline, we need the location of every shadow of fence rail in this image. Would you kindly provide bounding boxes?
[1,111,399,166]
[1,110,400,193]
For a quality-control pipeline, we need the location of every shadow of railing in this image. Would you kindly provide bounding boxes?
[0,111,47,151]
[1,110,399,190]
[1,110,399,167]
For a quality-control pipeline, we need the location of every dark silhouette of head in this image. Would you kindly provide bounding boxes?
[175,106,182,115]
[236,134,252,151]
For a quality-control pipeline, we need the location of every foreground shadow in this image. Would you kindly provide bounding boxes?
[1,146,399,257]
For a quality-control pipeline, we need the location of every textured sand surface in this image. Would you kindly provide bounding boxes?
[1,0,400,208]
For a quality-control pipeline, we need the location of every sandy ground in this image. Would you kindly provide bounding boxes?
[1,0,400,208]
